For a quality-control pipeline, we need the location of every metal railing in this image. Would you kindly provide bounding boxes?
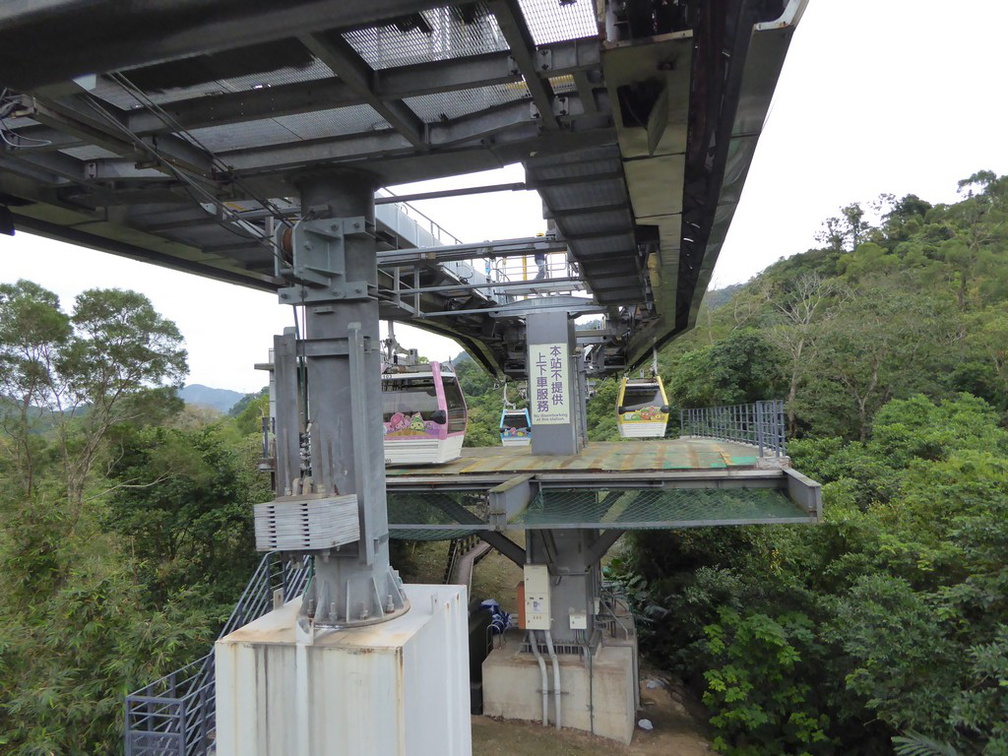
[124,552,310,756]
[679,399,786,457]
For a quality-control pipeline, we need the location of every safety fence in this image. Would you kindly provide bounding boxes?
[124,552,310,756]
[679,399,786,458]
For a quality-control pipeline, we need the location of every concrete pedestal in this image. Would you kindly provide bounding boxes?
[481,633,637,744]
[216,584,472,756]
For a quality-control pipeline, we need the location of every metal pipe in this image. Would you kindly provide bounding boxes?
[586,631,594,736]
[544,629,562,730]
[386,276,584,295]
[528,631,549,726]
[375,182,526,205]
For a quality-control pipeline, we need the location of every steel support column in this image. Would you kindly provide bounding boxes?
[267,171,408,629]
[527,310,584,456]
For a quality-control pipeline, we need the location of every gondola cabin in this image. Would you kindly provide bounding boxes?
[616,377,670,438]
[382,362,467,464]
[499,407,531,447]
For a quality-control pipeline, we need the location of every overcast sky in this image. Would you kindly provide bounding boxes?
[2,0,1006,393]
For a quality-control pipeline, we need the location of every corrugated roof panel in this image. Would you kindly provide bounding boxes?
[541,180,626,210]
[571,235,635,257]
[560,209,632,236]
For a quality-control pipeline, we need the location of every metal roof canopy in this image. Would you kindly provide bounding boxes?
[0,0,807,376]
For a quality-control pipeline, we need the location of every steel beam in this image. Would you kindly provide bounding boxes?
[375,182,526,205]
[300,33,427,148]
[121,38,604,137]
[487,0,559,131]
[377,236,564,266]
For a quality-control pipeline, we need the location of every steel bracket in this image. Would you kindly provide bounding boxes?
[275,215,373,302]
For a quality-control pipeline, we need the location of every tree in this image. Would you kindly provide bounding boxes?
[104,422,266,609]
[816,203,871,253]
[810,281,950,440]
[0,282,188,509]
[669,329,785,409]
[760,273,840,435]
[0,280,72,498]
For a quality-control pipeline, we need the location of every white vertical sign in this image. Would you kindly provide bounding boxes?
[529,343,570,425]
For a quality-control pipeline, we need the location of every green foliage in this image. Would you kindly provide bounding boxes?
[831,575,960,737]
[625,174,1008,755]
[104,423,267,611]
[233,390,270,436]
[892,732,961,756]
[0,281,189,507]
[668,329,786,408]
[702,609,831,755]
[586,377,622,441]
[0,280,268,753]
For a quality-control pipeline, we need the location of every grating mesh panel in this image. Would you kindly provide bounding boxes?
[520,487,808,527]
[517,0,599,45]
[390,527,478,541]
[344,3,508,70]
[549,74,578,94]
[404,83,525,122]
[271,106,391,139]
[387,490,487,525]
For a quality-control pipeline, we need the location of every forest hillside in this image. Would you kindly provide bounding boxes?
[0,172,1005,754]
[457,171,1008,756]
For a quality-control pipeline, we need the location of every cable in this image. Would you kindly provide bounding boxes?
[78,78,291,269]
[0,89,52,148]
[108,72,293,228]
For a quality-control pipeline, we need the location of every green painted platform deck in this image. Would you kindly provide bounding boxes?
[385,438,764,478]
[384,439,821,540]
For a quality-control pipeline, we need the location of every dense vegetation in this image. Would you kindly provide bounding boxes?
[600,172,1008,755]
[1,170,1005,753]
[0,282,271,754]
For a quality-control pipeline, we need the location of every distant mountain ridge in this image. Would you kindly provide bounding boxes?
[179,384,244,414]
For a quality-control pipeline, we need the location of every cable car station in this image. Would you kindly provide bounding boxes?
[0,0,817,753]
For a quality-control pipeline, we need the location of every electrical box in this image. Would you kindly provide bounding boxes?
[569,609,587,630]
[523,564,551,630]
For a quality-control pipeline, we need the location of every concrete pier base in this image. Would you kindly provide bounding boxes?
[215,584,472,756]
[481,632,638,744]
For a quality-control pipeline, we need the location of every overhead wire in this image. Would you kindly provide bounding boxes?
[80,93,269,242]
[76,74,295,271]
[108,72,294,228]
